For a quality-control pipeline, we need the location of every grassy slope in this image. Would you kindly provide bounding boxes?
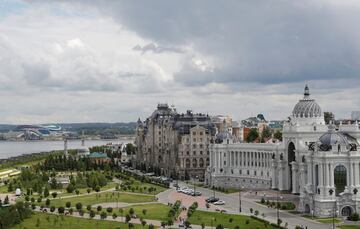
[12,212,146,229]
[339,226,360,229]
[188,210,277,229]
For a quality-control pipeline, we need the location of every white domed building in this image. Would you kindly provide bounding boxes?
[206,85,360,217]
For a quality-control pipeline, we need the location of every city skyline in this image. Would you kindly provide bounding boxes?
[1,0,360,124]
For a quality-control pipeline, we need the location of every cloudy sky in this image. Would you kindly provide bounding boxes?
[0,0,359,124]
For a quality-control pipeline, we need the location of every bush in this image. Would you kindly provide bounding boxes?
[112,213,118,219]
[97,205,102,212]
[76,202,83,211]
[216,224,224,229]
[107,207,113,213]
[87,205,91,211]
[261,197,265,204]
[37,197,42,203]
[100,211,107,219]
[58,206,65,214]
[45,199,50,206]
[50,206,55,212]
[66,184,75,193]
[66,202,71,208]
[89,210,96,218]
[51,192,57,198]
[245,219,249,224]
[69,208,74,215]
[348,212,360,221]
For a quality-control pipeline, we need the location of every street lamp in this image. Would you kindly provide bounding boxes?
[332,201,338,229]
[277,192,283,226]
[239,186,244,212]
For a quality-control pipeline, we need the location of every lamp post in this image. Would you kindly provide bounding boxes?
[277,192,283,226]
[239,186,244,212]
[332,201,336,229]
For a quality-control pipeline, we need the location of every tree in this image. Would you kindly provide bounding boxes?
[69,208,74,215]
[274,130,282,141]
[216,225,224,229]
[125,214,131,223]
[141,220,147,228]
[76,202,83,211]
[112,213,118,219]
[250,208,253,213]
[262,127,272,139]
[75,189,80,195]
[89,210,96,219]
[129,208,135,215]
[87,188,91,194]
[66,184,75,193]
[254,210,259,216]
[148,224,154,229]
[107,207,113,213]
[161,221,166,229]
[97,205,102,212]
[246,128,259,143]
[4,195,9,205]
[184,221,191,229]
[87,205,92,211]
[50,206,55,212]
[44,187,49,198]
[66,202,71,208]
[100,211,107,220]
[45,199,50,206]
[142,209,147,215]
[51,192,57,199]
[324,112,335,124]
[58,206,65,214]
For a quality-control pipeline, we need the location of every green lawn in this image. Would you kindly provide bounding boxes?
[302,215,342,224]
[12,212,147,229]
[123,181,167,195]
[43,191,155,208]
[0,184,9,193]
[339,226,360,229]
[117,203,173,221]
[188,210,277,229]
[317,218,342,224]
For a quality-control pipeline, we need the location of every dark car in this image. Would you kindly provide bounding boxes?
[205,197,219,203]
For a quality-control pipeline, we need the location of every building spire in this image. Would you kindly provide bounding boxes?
[304,84,310,99]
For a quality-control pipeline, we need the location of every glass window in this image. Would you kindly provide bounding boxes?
[334,165,347,196]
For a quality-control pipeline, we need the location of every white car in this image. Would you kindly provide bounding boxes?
[213,200,226,205]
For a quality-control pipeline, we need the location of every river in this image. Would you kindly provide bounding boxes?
[0,138,134,159]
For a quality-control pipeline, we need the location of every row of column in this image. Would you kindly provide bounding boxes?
[228,151,271,168]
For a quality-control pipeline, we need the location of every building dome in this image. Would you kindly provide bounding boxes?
[215,131,232,143]
[292,85,322,118]
[319,129,349,147]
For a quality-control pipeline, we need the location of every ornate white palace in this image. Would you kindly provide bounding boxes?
[206,85,360,217]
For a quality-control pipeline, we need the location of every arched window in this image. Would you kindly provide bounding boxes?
[199,158,204,168]
[192,158,197,168]
[206,158,210,166]
[185,159,190,168]
[334,165,347,195]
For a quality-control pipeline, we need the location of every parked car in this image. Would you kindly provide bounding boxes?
[213,200,226,205]
[206,197,219,203]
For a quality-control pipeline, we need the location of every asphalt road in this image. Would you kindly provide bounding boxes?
[174,182,333,229]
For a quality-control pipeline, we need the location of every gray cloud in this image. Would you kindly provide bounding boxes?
[61,0,360,87]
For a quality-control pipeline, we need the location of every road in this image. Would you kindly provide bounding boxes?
[167,182,333,229]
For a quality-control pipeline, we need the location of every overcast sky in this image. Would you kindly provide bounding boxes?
[0,0,359,124]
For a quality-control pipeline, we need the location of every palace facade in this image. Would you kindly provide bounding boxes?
[206,85,360,217]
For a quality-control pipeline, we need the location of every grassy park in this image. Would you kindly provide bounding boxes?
[42,191,156,208]
[118,203,173,221]
[12,212,146,229]
[188,210,278,229]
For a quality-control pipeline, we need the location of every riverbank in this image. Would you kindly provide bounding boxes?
[0,138,133,159]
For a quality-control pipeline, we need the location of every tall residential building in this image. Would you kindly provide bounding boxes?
[135,104,216,180]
